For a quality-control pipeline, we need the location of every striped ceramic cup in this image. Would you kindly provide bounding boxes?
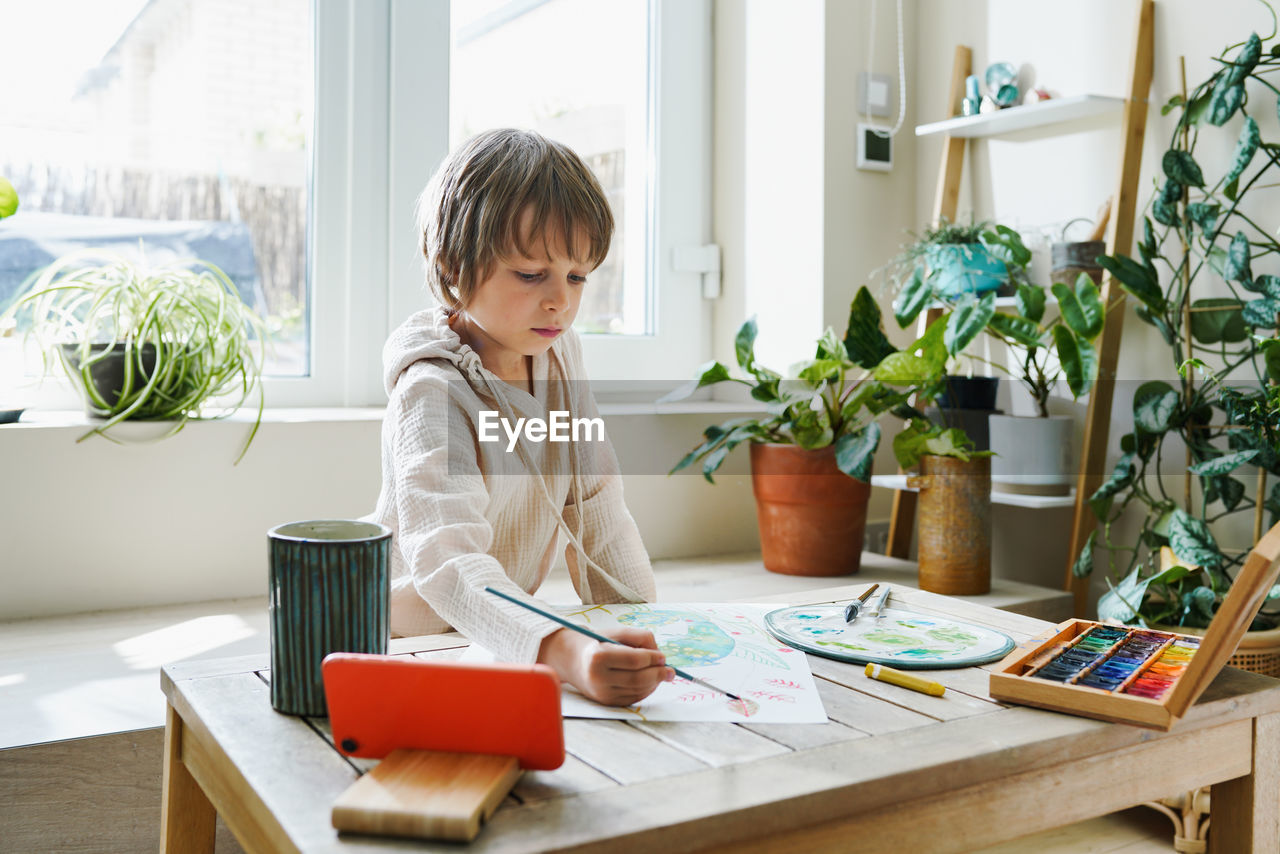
[267,520,391,716]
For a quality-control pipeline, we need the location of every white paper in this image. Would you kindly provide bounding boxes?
[463,602,827,723]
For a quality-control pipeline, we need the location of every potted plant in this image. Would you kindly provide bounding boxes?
[1077,25,1280,659]
[872,310,996,594]
[879,217,1028,450]
[879,216,1011,309]
[2,249,269,462]
[664,287,902,576]
[898,225,1106,495]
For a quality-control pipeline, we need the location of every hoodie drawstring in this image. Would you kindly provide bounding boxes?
[473,354,645,605]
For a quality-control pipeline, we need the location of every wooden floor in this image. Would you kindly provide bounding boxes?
[0,553,1182,852]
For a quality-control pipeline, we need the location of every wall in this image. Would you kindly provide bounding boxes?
[713,0,921,525]
[0,408,760,620]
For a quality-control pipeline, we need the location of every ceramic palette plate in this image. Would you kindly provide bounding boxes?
[764,605,1016,669]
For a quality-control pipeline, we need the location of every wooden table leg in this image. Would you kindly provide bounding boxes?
[1208,711,1280,853]
[160,702,216,854]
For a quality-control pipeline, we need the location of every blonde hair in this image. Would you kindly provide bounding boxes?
[418,128,614,312]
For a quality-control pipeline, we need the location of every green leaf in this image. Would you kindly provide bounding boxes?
[1097,254,1165,312]
[1051,272,1104,339]
[1089,452,1135,518]
[790,403,834,450]
[913,315,949,370]
[1207,78,1245,126]
[1189,298,1247,344]
[0,177,17,219]
[988,312,1042,348]
[1072,531,1097,578]
[893,265,930,328]
[1223,231,1253,283]
[979,225,1032,268]
[1226,115,1261,185]
[734,317,758,371]
[1188,449,1259,476]
[920,427,981,461]
[1016,282,1046,324]
[798,357,845,385]
[658,360,731,403]
[944,292,996,355]
[834,422,881,482]
[1262,338,1280,383]
[1168,508,1224,569]
[1256,275,1280,300]
[1207,475,1246,512]
[815,327,847,362]
[1185,202,1220,233]
[1243,298,1280,328]
[1184,586,1217,622]
[1161,94,1185,116]
[1133,380,1179,433]
[1057,327,1098,398]
[1162,149,1205,187]
[844,286,897,368]
[1185,91,1212,126]
[873,352,936,386]
[1224,32,1262,84]
[1097,566,1154,624]
[1224,176,1240,202]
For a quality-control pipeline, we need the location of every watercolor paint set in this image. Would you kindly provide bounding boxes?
[989,525,1280,729]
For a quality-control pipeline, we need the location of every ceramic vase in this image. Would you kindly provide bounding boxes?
[910,454,991,594]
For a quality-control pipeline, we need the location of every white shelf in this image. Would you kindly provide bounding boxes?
[914,94,1125,139]
[871,474,1076,509]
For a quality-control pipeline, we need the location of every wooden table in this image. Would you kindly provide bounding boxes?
[159,584,1280,853]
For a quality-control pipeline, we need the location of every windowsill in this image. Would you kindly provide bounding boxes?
[2,401,767,431]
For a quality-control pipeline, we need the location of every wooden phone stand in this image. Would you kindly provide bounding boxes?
[321,653,564,842]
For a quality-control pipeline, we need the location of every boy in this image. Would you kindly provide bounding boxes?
[369,128,672,706]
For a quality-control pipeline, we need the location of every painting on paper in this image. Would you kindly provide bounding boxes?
[466,603,827,723]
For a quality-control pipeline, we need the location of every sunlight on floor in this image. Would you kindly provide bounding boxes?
[112,614,256,669]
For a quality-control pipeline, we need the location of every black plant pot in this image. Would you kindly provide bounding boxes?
[60,342,159,417]
[936,375,999,411]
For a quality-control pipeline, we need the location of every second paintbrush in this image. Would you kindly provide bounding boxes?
[484,586,741,701]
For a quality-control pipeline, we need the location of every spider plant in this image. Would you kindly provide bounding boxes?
[2,249,269,463]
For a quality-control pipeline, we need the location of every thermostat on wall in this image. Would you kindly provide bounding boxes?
[857,123,893,172]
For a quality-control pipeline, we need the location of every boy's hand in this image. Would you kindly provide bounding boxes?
[538,627,675,707]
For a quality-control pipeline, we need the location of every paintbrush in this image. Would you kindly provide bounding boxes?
[868,585,891,621]
[484,586,741,701]
[843,584,879,623]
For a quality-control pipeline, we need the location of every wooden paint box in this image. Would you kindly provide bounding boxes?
[990,523,1280,730]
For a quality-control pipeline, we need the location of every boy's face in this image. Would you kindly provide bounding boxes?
[460,212,592,372]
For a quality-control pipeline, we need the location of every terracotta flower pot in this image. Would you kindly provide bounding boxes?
[749,443,871,576]
[909,454,991,594]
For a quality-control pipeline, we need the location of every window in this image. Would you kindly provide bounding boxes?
[1,0,710,410]
[1,0,312,400]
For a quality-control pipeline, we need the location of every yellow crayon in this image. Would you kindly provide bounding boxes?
[864,663,946,697]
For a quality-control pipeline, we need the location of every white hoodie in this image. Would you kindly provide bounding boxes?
[370,307,656,663]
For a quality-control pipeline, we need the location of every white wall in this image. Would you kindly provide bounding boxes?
[0,409,762,620]
[713,0,921,525]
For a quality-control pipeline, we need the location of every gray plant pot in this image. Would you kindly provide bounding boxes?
[988,414,1074,495]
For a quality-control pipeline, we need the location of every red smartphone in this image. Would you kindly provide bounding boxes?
[321,652,565,771]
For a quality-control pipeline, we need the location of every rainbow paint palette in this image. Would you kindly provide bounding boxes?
[990,523,1280,730]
